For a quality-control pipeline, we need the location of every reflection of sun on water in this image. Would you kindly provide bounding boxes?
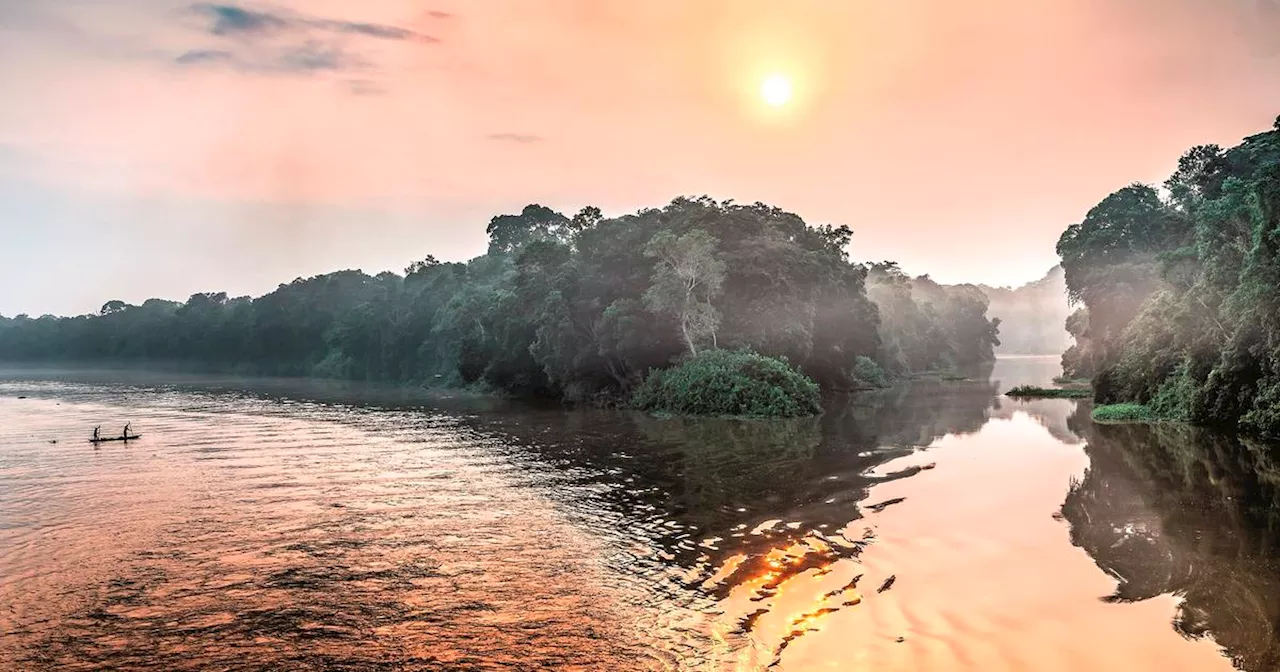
[702,533,869,669]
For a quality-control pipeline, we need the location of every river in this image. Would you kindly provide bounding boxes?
[1,356,1277,670]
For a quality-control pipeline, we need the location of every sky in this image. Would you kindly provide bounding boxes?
[2,0,1280,316]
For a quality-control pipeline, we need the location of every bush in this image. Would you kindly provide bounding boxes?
[1006,385,1092,399]
[1092,403,1158,423]
[1148,361,1194,422]
[1241,376,1280,437]
[631,349,822,418]
[853,356,889,389]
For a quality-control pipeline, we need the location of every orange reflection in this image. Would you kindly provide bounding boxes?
[694,411,1237,671]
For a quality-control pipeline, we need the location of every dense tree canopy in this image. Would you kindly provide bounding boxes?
[0,196,1000,402]
[1056,118,1280,436]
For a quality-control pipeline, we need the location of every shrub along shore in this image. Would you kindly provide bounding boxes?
[1005,385,1092,399]
[631,349,822,419]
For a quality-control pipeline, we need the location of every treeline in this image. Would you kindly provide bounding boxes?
[865,263,1001,374]
[1057,115,1280,436]
[0,197,999,401]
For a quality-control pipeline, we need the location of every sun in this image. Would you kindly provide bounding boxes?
[760,74,792,107]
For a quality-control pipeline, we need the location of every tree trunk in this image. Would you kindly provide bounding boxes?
[603,357,629,389]
[681,316,698,356]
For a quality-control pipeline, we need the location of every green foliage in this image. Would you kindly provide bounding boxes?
[642,229,725,355]
[484,204,576,255]
[630,349,822,418]
[1241,381,1280,437]
[1164,144,1225,211]
[1057,118,1280,437]
[0,195,1001,404]
[1092,403,1158,423]
[1060,307,1095,378]
[1052,376,1090,386]
[1006,385,1092,399]
[1146,361,1194,422]
[852,356,889,389]
[1056,185,1193,378]
[865,262,1000,374]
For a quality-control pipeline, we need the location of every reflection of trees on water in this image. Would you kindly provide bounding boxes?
[118,371,1021,610]
[463,375,1003,585]
[1062,419,1280,671]
[830,375,998,449]
[642,376,1002,543]
[38,370,1022,584]
[988,397,1085,445]
[629,415,823,532]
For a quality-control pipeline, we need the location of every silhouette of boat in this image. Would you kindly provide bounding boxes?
[88,434,142,444]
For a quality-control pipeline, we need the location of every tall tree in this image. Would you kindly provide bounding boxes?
[643,229,725,356]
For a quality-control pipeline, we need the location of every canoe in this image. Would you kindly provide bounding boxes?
[88,435,142,444]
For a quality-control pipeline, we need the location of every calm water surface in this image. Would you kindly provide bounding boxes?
[1,357,1277,670]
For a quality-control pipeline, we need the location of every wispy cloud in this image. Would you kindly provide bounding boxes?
[174,43,360,74]
[487,133,544,144]
[198,4,286,36]
[189,4,437,43]
[314,20,427,41]
[177,3,438,76]
[175,49,233,65]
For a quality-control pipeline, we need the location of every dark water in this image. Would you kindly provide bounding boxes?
[0,357,1276,670]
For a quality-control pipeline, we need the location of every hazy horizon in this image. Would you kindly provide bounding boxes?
[4,0,1280,316]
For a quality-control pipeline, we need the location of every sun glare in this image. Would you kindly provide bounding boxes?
[760,74,792,107]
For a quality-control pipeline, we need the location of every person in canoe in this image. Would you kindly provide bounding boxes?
[93,426,100,441]
[123,422,132,439]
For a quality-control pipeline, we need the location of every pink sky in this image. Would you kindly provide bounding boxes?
[2,0,1279,315]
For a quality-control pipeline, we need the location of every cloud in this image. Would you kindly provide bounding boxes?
[198,4,287,36]
[486,133,544,144]
[426,11,454,19]
[189,4,436,43]
[174,43,360,74]
[315,20,435,42]
[176,3,437,76]
[175,49,233,64]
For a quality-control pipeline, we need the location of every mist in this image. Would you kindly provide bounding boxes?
[979,266,1073,356]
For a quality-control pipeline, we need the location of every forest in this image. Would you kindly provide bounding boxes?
[0,197,1001,406]
[1057,116,1280,436]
